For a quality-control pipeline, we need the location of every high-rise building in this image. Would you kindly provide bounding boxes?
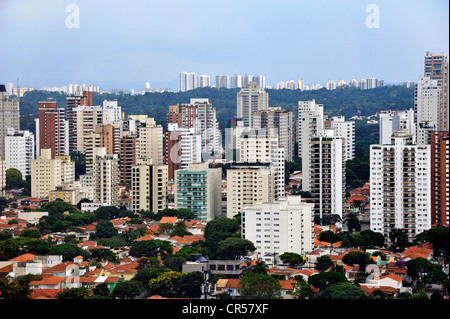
[430,131,449,226]
[73,105,104,154]
[36,100,69,158]
[326,116,355,161]
[0,159,5,197]
[120,134,137,184]
[102,99,123,123]
[252,108,295,162]
[5,128,35,178]
[31,149,63,199]
[174,162,222,221]
[297,100,324,191]
[309,130,346,219]
[92,147,120,207]
[131,158,168,214]
[239,130,285,199]
[136,121,164,165]
[179,72,198,92]
[0,85,20,160]
[165,125,202,180]
[424,51,449,131]
[230,75,243,88]
[198,75,211,88]
[226,162,275,219]
[252,75,266,89]
[414,76,442,144]
[167,99,219,155]
[66,91,92,154]
[379,109,415,145]
[241,196,314,265]
[237,82,269,128]
[370,130,431,242]
[325,79,336,90]
[215,74,229,89]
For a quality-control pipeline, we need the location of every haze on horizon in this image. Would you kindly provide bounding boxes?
[0,0,448,91]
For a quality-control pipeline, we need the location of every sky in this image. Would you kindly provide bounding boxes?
[0,0,448,91]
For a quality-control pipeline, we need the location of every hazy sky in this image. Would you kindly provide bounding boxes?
[0,0,448,90]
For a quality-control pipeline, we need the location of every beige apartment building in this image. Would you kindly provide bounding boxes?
[226,162,275,219]
[131,158,168,214]
[92,147,120,207]
[136,122,164,165]
[31,149,62,199]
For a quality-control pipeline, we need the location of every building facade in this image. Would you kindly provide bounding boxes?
[241,196,314,266]
[174,163,222,221]
[0,85,20,161]
[131,158,168,214]
[370,130,431,242]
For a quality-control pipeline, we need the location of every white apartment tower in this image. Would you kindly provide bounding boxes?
[297,100,324,191]
[370,130,431,242]
[0,85,20,160]
[102,100,122,123]
[179,72,198,92]
[379,109,416,145]
[327,116,355,161]
[252,107,295,162]
[239,130,285,199]
[241,196,315,266]
[414,76,442,144]
[309,130,346,219]
[215,74,229,89]
[5,128,35,177]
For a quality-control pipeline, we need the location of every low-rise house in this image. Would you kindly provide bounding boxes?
[214,279,241,298]
[279,279,296,299]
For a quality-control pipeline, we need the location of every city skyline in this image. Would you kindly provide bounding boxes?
[0,0,448,91]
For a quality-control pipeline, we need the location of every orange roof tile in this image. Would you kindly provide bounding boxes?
[10,253,35,262]
[30,289,62,299]
[159,216,178,224]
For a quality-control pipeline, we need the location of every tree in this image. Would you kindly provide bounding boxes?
[148,270,186,297]
[40,199,78,218]
[57,287,90,299]
[308,271,348,291]
[292,276,314,299]
[48,243,89,261]
[406,257,447,287]
[320,282,367,299]
[177,271,204,298]
[113,280,145,299]
[129,239,173,258]
[0,274,40,299]
[315,255,334,272]
[94,220,118,239]
[241,260,269,275]
[90,283,111,299]
[215,237,256,260]
[163,255,187,272]
[238,273,282,299]
[5,168,25,190]
[279,252,304,268]
[389,228,410,252]
[414,226,449,261]
[346,213,361,232]
[341,251,374,275]
[204,217,240,239]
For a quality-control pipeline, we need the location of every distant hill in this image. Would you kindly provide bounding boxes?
[18,85,415,130]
